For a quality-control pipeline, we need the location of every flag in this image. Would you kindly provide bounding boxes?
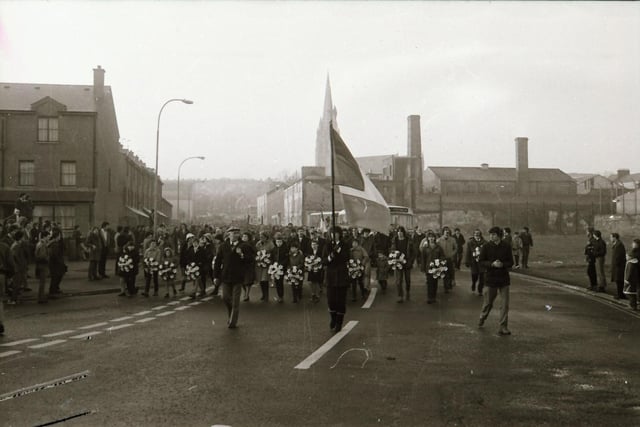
[331,125,365,191]
[330,124,391,234]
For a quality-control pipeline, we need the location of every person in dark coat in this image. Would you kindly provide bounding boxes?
[241,231,256,301]
[0,238,16,335]
[464,229,487,296]
[478,226,514,336]
[610,233,627,300]
[324,226,350,332]
[390,226,416,302]
[623,241,640,311]
[117,240,139,296]
[48,227,66,297]
[213,226,250,329]
[453,228,466,270]
[419,231,445,304]
[270,232,289,303]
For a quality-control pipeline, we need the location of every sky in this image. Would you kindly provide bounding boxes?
[0,1,638,181]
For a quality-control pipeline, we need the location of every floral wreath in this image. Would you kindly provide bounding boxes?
[348,258,365,279]
[304,255,322,273]
[268,262,284,280]
[427,258,448,279]
[388,250,407,270]
[159,261,177,281]
[256,250,272,268]
[143,257,160,274]
[286,266,304,286]
[117,254,134,274]
[185,262,201,281]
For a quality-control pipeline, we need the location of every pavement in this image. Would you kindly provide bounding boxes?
[7,261,638,314]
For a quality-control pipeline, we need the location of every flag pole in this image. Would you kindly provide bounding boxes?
[329,122,336,244]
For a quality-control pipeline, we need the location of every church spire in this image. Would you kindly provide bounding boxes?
[323,73,333,118]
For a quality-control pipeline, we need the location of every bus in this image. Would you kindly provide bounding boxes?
[389,205,414,229]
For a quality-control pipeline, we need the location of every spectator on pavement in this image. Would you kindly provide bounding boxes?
[0,238,16,335]
[623,240,640,311]
[593,230,607,292]
[520,226,533,268]
[610,233,627,300]
[9,229,29,305]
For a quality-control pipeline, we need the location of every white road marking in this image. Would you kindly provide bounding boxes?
[110,316,133,322]
[174,306,191,311]
[133,310,153,316]
[294,320,359,370]
[180,296,192,301]
[189,301,202,306]
[167,301,180,306]
[156,311,176,317]
[0,370,90,403]
[135,317,156,323]
[151,305,167,311]
[28,340,67,349]
[201,296,214,302]
[0,338,40,347]
[78,322,109,330]
[105,324,134,332]
[0,350,21,358]
[42,330,76,338]
[362,288,377,309]
[70,331,103,339]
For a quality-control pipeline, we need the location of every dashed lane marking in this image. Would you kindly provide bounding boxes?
[135,317,156,323]
[189,301,203,306]
[151,305,168,311]
[294,320,359,370]
[156,311,176,317]
[110,316,134,322]
[180,296,192,301]
[78,322,109,330]
[0,338,40,347]
[105,324,134,332]
[70,331,103,339]
[167,301,180,306]
[28,340,67,349]
[0,350,22,358]
[174,306,191,311]
[133,310,153,316]
[201,296,214,302]
[362,287,377,309]
[42,330,76,338]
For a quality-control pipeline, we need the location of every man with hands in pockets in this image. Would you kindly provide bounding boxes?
[478,226,514,336]
[213,226,249,329]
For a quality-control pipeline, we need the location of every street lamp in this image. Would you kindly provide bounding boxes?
[177,156,205,223]
[154,98,193,236]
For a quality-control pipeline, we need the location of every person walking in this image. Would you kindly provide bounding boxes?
[391,226,416,302]
[324,226,350,332]
[464,229,487,296]
[213,226,250,329]
[511,231,523,269]
[478,227,514,336]
[270,232,289,303]
[610,233,627,300]
[241,231,256,302]
[306,239,324,302]
[255,231,274,301]
[437,226,458,293]
[419,231,445,304]
[453,228,465,270]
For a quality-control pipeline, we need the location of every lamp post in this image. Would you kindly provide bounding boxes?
[154,98,193,236]
[177,156,205,223]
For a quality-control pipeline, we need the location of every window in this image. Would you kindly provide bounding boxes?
[61,161,77,186]
[19,161,35,186]
[38,117,59,142]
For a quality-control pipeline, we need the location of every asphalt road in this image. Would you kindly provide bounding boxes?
[2,271,640,427]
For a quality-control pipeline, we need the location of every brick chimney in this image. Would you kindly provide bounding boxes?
[407,115,423,197]
[93,65,105,101]
[515,137,529,196]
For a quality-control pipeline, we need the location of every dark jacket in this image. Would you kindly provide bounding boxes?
[611,241,626,283]
[419,242,445,274]
[213,239,249,284]
[479,239,513,287]
[0,241,15,277]
[593,238,606,258]
[391,237,416,268]
[323,239,350,288]
[270,242,290,271]
[464,237,487,274]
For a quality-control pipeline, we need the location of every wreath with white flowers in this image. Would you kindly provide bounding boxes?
[117,254,134,274]
[427,258,448,279]
[255,250,272,268]
[473,246,481,262]
[388,250,407,270]
[304,255,322,273]
[159,261,177,281]
[143,257,160,274]
[185,262,201,281]
[348,258,365,279]
[286,266,304,286]
[268,262,284,281]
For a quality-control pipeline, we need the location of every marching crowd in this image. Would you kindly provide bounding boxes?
[2,205,639,337]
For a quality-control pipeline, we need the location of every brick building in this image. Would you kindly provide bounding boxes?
[0,66,170,232]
